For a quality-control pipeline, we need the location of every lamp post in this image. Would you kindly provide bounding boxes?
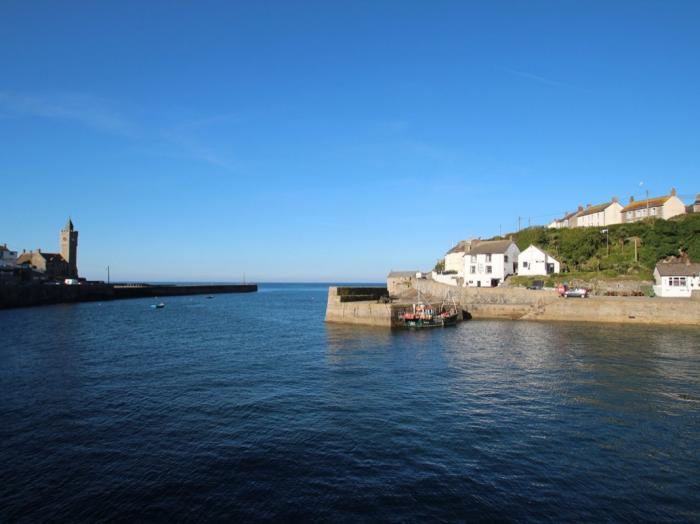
[601,229,609,256]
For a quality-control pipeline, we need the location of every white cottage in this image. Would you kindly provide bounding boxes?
[518,245,561,276]
[653,262,700,298]
[464,239,520,287]
[444,240,473,275]
[575,198,623,228]
[621,188,686,223]
[0,244,18,268]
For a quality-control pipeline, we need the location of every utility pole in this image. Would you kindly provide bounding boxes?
[518,216,522,231]
[106,265,110,284]
[646,189,649,218]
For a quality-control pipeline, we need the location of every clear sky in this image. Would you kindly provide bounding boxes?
[1,2,698,282]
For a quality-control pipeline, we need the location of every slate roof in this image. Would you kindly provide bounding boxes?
[16,252,65,265]
[468,239,515,255]
[446,240,471,255]
[578,202,614,217]
[655,262,700,277]
[622,196,670,213]
[388,271,418,278]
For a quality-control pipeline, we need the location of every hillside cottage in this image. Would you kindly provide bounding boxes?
[464,239,520,288]
[548,209,581,229]
[444,240,473,275]
[576,198,623,227]
[622,188,686,223]
[518,245,561,276]
[653,262,700,298]
[0,244,18,268]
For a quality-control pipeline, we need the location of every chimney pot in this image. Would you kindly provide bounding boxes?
[612,196,618,203]
[630,196,635,203]
[670,187,677,196]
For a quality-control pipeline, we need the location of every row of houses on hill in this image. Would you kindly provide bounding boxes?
[548,188,697,229]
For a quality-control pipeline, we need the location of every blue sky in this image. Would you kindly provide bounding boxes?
[1,1,698,281]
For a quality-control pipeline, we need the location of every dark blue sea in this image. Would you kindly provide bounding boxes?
[1,284,699,522]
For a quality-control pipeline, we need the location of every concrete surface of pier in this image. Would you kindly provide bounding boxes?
[0,283,257,310]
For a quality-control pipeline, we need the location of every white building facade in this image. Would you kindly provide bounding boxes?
[576,199,623,228]
[653,262,700,298]
[622,189,686,223]
[464,240,520,287]
[518,245,561,276]
[0,244,18,268]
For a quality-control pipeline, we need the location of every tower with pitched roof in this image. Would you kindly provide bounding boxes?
[60,218,79,278]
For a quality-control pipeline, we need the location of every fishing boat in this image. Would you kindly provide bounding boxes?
[151,302,165,309]
[398,291,460,329]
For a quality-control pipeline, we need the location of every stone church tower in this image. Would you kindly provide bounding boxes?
[60,218,79,278]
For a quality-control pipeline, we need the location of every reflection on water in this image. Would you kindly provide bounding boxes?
[1,285,699,522]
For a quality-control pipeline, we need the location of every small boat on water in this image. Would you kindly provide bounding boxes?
[398,291,460,329]
[151,302,165,309]
[206,295,214,299]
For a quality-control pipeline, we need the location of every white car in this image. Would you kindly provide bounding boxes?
[564,288,589,298]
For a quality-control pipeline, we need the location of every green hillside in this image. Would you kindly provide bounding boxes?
[497,213,700,281]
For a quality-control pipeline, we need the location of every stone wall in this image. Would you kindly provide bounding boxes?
[412,278,700,326]
[325,287,394,327]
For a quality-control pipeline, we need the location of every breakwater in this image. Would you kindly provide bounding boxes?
[326,280,700,327]
[0,283,257,310]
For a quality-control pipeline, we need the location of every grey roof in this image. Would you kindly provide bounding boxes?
[388,271,418,278]
[468,240,516,255]
[655,262,700,277]
[446,240,471,255]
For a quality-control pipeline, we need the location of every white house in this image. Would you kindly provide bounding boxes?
[622,188,687,223]
[518,245,561,276]
[576,198,623,228]
[0,244,18,268]
[444,240,473,275]
[653,262,700,298]
[464,239,520,287]
[548,209,581,229]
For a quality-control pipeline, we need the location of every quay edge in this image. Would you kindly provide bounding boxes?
[0,283,257,310]
[325,280,700,327]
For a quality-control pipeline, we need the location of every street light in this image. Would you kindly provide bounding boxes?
[601,229,609,256]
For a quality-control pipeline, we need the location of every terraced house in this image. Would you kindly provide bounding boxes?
[575,198,624,227]
[621,188,686,223]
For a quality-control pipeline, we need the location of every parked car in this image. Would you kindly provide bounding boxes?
[564,287,589,298]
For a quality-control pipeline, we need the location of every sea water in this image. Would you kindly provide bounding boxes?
[1,284,699,521]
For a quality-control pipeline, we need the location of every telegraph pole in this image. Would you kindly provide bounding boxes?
[106,265,110,284]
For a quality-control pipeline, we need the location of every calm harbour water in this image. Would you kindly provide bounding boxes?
[1,283,699,522]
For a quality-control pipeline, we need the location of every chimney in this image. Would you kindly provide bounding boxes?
[37,248,41,253]
[612,196,618,203]
[577,205,583,211]
[587,203,592,208]
[629,196,635,203]
[670,187,677,196]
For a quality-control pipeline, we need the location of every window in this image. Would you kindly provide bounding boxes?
[669,277,687,287]
[522,261,529,268]
[486,266,492,274]
[504,255,509,263]
[470,266,476,274]
[651,208,656,215]
[486,254,492,262]
[471,255,477,263]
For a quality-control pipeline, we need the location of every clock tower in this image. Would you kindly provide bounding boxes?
[60,218,79,278]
